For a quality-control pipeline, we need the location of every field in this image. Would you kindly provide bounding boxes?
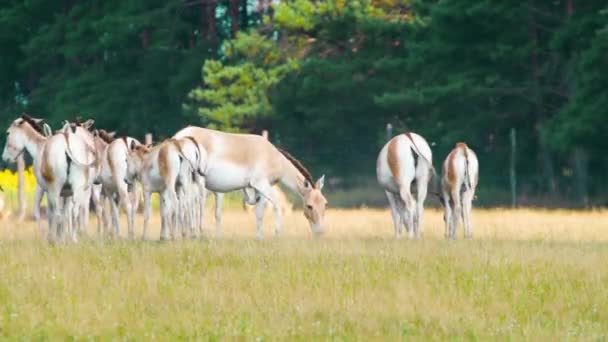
[0,208,607,339]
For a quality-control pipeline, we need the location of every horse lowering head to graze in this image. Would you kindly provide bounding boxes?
[173,126,327,238]
[279,149,327,233]
[377,132,434,239]
[439,142,479,239]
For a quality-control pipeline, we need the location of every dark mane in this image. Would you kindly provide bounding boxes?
[71,116,83,125]
[277,148,314,187]
[19,113,45,136]
[96,129,115,144]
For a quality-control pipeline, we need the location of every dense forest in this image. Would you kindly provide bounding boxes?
[0,0,606,207]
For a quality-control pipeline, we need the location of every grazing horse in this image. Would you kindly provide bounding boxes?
[377,132,434,239]
[2,114,95,242]
[440,143,479,239]
[244,184,293,217]
[173,126,327,238]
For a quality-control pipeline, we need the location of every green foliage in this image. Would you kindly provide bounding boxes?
[0,0,245,140]
[546,6,608,153]
[1,0,607,205]
[187,32,297,131]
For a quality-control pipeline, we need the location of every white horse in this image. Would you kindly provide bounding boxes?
[3,114,96,242]
[126,138,199,240]
[95,133,142,238]
[440,142,479,239]
[377,132,433,239]
[173,126,327,238]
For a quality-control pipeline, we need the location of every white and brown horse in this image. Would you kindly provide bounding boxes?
[126,138,199,240]
[58,119,100,237]
[173,126,327,238]
[33,119,104,237]
[440,143,479,239]
[3,115,96,242]
[377,132,434,239]
[173,136,207,238]
[96,132,142,238]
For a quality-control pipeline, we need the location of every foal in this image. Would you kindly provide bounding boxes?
[440,143,479,239]
[126,139,198,240]
[96,133,141,238]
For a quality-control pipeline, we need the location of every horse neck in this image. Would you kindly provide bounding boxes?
[21,126,45,160]
[278,155,307,198]
[75,127,95,147]
[94,138,108,155]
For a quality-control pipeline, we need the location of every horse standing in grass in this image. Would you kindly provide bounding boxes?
[440,143,479,239]
[95,132,142,238]
[126,138,200,240]
[377,132,434,239]
[2,115,96,243]
[173,126,328,238]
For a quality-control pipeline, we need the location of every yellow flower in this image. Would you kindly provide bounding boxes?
[0,166,38,194]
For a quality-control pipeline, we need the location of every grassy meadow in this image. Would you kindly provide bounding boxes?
[0,207,607,339]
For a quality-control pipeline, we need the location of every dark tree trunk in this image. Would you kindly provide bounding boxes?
[230,0,239,37]
[207,0,217,42]
[528,1,557,195]
[141,27,150,48]
[572,147,589,208]
[567,0,574,16]
[257,0,267,14]
[240,0,248,31]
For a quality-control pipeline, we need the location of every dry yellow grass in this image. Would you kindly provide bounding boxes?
[0,208,607,339]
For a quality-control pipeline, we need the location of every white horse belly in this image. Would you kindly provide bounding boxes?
[204,162,250,192]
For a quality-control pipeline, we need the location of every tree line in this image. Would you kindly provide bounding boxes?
[1,0,606,207]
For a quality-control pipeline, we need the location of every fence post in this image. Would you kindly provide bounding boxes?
[16,155,26,221]
[510,128,517,208]
[386,123,393,141]
[573,147,589,208]
[145,133,152,146]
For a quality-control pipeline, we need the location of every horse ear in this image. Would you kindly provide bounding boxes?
[42,123,53,137]
[107,131,117,138]
[130,140,137,150]
[83,119,95,129]
[315,175,325,190]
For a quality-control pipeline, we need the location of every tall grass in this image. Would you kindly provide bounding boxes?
[0,209,606,339]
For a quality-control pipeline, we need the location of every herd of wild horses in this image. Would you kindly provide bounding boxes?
[2,114,478,242]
